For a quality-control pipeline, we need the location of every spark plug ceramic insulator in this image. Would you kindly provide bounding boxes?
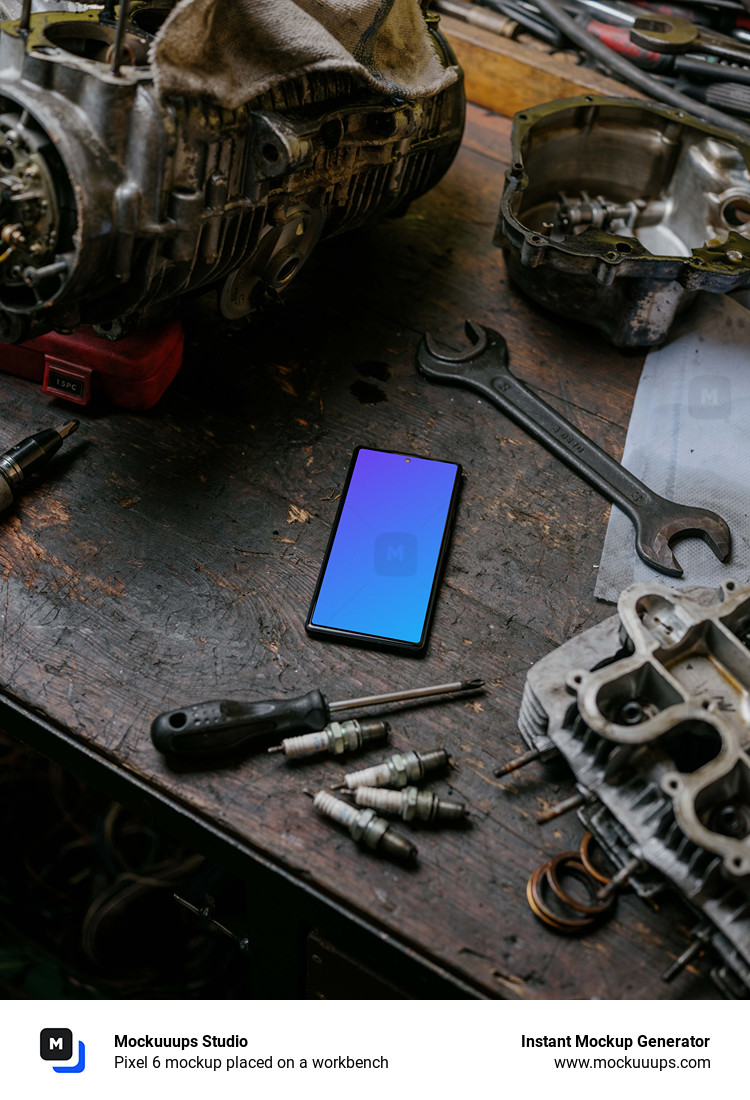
[353,785,468,824]
[270,718,389,759]
[313,790,417,865]
[342,748,449,790]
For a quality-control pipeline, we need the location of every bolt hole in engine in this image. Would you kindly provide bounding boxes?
[275,256,300,283]
[658,721,723,774]
[516,106,750,255]
[597,664,682,729]
[619,699,646,725]
[635,593,692,645]
[697,761,750,839]
[128,5,171,35]
[722,198,750,228]
[320,118,343,149]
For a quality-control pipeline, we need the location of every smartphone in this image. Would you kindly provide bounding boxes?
[306,447,462,652]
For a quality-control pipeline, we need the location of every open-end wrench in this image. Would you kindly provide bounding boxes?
[416,321,731,577]
[631,14,750,64]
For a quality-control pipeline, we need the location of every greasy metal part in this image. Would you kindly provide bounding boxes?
[526,855,612,931]
[662,927,710,982]
[546,853,615,915]
[496,96,750,346]
[353,785,468,823]
[579,830,611,884]
[417,321,731,577]
[110,0,130,77]
[0,3,465,344]
[537,790,586,822]
[267,718,389,759]
[342,748,450,790]
[495,745,542,775]
[516,580,750,995]
[312,790,418,865]
[595,855,642,901]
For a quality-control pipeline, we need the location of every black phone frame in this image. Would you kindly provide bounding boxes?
[305,446,463,654]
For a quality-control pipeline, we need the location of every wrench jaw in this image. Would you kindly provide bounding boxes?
[417,321,507,381]
[637,512,732,578]
[631,15,697,53]
[417,318,734,582]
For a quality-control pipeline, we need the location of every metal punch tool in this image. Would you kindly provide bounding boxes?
[416,321,731,577]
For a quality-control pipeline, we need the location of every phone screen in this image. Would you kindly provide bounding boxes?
[306,447,461,650]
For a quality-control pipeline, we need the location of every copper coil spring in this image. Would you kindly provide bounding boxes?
[526,833,615,934]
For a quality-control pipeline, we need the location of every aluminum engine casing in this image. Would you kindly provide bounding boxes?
[496,96,750,347]
[0,4,464,343]
[519,580,750,997]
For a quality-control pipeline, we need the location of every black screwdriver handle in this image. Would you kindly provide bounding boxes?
[151,690,330,757]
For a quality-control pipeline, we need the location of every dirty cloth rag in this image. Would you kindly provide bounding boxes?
[594,292,750,603]
[152,0,458,109]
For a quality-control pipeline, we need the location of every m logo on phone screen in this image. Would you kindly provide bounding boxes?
[40,1028,86,1073]
[374,532,417,576]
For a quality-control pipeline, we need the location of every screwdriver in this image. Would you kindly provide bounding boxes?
[0,419,79,513]
[151,678,484,758]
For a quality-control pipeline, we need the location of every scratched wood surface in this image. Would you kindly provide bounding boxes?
[0,103,716,999]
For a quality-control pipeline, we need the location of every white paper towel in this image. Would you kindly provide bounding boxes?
[594,293,750,603]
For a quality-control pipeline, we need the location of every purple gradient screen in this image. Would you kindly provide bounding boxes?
[309,448,459,643]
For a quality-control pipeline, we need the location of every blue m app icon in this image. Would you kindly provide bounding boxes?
[40,1029,86,1073]
[374,531,417,576]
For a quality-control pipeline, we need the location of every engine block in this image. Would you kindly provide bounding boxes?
[0,2,464,342]
[518,580,750,997]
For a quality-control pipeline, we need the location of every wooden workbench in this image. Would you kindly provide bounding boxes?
[0,103,716,999]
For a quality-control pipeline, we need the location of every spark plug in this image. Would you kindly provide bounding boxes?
[342,748,449,790]
[267,718,389,759]
[313,790,417,865]
[353,785,468,824]
[0,420,78,513]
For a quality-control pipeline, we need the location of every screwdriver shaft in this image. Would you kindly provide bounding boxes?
[329,678,483,712]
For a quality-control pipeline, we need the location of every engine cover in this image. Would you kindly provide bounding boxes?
[496,96,750,347]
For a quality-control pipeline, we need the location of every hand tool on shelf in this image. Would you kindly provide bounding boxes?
[631,11,750,61]
[0,419,78,513]
[416,321,730,577]
[151,679,483,758]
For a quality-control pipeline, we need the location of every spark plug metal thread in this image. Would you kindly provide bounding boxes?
[313,790,417,865]
[268,718,389,759]
[343,748,449,790]
[354,785,468,824]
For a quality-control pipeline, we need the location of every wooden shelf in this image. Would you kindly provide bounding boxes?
[440,12,639,116]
